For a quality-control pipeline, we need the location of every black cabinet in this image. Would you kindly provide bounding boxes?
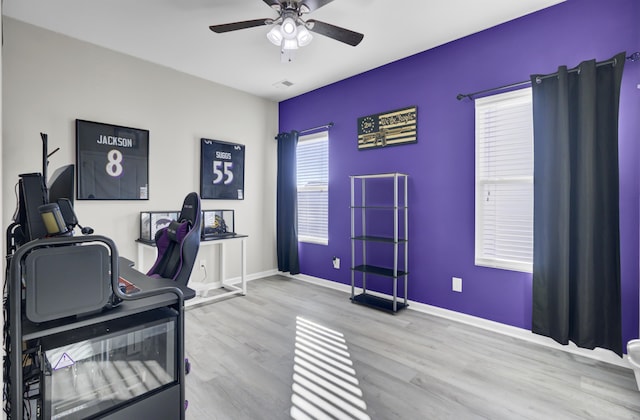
[5,235,190,419]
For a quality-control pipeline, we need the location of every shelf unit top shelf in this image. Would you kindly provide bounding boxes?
[350,173,408,179]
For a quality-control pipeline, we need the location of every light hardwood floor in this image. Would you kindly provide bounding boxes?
[184,275,640,419]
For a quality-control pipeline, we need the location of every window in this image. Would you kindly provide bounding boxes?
[297,131,328,245]
[475,88,533,272]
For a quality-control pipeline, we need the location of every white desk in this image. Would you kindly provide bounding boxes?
[136,235,248,304]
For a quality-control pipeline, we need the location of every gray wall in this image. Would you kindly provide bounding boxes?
[2,18,279,279]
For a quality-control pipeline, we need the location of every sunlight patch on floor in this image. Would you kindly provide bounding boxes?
[290,316,371,420]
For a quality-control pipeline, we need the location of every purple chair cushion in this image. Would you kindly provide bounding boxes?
[147,221,191,280]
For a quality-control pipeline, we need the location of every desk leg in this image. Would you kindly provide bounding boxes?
[241,237,247,295]
[137,243,144,271]
[219,241,225,287]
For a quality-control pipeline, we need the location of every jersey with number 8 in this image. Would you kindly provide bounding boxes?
[106,149,124,177]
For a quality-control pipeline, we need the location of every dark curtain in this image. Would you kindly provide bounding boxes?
[276,130,300,275]
[531,52,625,356]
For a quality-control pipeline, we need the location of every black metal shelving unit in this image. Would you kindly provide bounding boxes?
[350,173,409,313]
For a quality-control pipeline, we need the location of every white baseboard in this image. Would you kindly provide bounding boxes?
[185,269,278,308]
[224,268,280,285]
[286,272,631,369]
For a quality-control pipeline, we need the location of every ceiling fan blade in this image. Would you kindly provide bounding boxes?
[262,0,281,9]
[306,19,364,46]
[300,0,336,13]
[209,18,271,33]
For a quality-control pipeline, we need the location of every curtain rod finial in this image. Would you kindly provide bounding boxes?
[456,94,466,101]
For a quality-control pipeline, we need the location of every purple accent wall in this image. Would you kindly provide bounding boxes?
[280,0,640,349]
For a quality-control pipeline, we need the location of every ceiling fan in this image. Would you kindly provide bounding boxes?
[209,0,364,61]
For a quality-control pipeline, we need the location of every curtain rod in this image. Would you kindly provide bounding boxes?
[299,122,334,135]
[275,122,334,139]
[457,52,639,101]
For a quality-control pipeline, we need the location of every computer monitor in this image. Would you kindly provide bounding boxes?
[15,173,48,244]
[48,164,75,205]
[12,165,75,248]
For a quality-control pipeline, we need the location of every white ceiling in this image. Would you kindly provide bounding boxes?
[3,0,564,102]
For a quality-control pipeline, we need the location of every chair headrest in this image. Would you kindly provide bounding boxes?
[165,220,188,242]
[178,192,201,225]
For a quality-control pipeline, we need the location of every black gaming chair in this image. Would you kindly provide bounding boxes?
[147,192,201,288]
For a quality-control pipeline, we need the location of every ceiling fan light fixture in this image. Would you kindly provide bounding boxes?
[281,17,297,39]
[296,26,313,47]
[282,38,299,51]
[267,26,283,46]
[209,0,366,61]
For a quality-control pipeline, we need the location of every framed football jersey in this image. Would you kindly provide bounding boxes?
[200,138,245,200]
[76,120,149,200]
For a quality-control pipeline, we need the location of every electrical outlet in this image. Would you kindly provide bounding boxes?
[332,257,340,269]
[452,277,462,292]
[200,259,207,270]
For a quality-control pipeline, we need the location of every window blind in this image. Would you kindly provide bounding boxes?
[297,131,329,244]
[475,88,533,272]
